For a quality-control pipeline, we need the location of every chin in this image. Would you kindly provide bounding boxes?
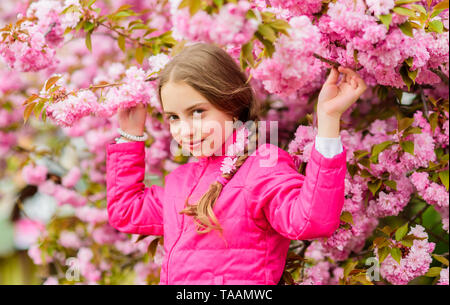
[191,149,212,158]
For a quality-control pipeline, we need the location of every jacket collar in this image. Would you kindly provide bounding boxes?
[195,125,245,164]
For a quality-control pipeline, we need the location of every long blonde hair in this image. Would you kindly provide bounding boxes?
[157,42,262,235]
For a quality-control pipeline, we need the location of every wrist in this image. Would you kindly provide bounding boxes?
[120,129,144,137]
[317,114,341,138]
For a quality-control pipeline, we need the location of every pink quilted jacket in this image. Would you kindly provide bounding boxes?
[106,128,347,285]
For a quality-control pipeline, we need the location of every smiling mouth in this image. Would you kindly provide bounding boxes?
[189,139,205,146]
[185,137,207,146]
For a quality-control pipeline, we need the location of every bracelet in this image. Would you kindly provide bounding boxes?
[114,136,132,143]
[117,127,148,142]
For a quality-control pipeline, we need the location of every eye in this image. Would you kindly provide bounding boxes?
[167,109,205,122]
[192,109,205,117]
[167,115,178,121]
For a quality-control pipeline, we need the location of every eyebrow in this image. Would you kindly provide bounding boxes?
[163,102,208,116]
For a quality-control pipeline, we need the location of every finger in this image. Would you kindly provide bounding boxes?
[349,76,355,89]
[337,70,346,86]
[324,67,339,85]
[356,77,367,92]
[338,66,358,79]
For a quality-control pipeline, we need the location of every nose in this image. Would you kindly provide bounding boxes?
[179,120,198,143]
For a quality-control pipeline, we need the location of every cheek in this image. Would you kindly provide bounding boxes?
[169,124,181,141]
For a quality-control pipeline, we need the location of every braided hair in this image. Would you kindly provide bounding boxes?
[179,121,261,236]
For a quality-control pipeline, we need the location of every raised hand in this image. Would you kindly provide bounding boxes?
[317,66,368,118]
[117,103,147,136]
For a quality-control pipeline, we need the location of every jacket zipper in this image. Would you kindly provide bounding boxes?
[166,157,209,284]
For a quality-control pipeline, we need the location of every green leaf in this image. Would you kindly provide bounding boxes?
[370,140,394,163]
[213,0,224,9]
[379,14,392,30]
[160,32,177,46]
[136,46,144,64]
[179,0,202,16]
[404,126,422,136]
[75,20,84,32]
[353,49,359,64]
[400,140,415,155]
[83,21,95,32]
[352,273,374,285]
[85,31,92,52]
[430,8,445,18]
[255,32,275,57]
[372,236,387,248]
[134,234,149,243]
[368,179,382,196]
[358,158,371,169]
[117,35,125,52]
[42,107,47,122]
[22,94,38,106]
[129,23,148,31]
[432,254,449,266]
[340,211,354,225]
[269,19,290,36]
[354,150,370,160]
[344,261,358,278]
[429,111,439,134]
[393,6,417,17]
[395,222,409,241]
[407,68,418,84]
[400,65,413,90]
[405,57,413,67]
[433,0,449,11]
[398,117,415,131]
[240,42,254,69]
[45,75,62,91]
[384,180,397,190]
[34,100,45,119]
[390,247,402,264]
[147,237,160,259]
[24,102,36,123]
[87,0,97,8]
[439,169,449,190]
[114,10,134,18]
[428,20,444,33]
[398,21,414,38]
[261,11,276,23]
[424,266,442,277]
[399,239,413,247]
[258,24,277,43]
[395,0,420,4]
[411,4,427,14]
[379,246,390,263]
[379,225,394,237]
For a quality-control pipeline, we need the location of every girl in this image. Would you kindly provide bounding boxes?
[106,43,367,285]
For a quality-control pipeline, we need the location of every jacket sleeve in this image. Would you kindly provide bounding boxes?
[106,141,164,236]
[247,140,347,240]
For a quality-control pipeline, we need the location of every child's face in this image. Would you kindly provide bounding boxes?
[161,81,235,158]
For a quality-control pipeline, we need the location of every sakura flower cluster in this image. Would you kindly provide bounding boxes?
[253,16,325,97]
[410,171,449,233]
[0,0,82,72]
[171,0,259,46]
[375,225,435,285]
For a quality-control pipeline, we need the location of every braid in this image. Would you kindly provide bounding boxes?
[179,121,260,240]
